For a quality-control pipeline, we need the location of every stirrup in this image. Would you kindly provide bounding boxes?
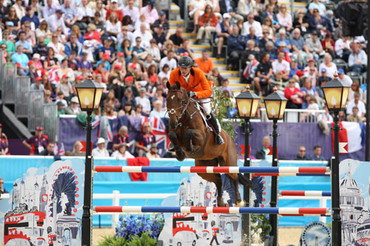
[216,134,224,145]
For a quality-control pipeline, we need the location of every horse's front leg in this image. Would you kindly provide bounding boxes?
[168,131,185,161]
[185,129,203,152]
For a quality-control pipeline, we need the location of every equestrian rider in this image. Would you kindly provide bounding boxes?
[169,56,225,145]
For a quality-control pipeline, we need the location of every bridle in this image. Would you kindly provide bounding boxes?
[167,90,197,129]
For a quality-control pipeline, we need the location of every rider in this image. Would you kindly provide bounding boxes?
[169,56,225,145]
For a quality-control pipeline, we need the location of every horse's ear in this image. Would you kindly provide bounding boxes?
[166,82,171,89]
[175,81,180,90]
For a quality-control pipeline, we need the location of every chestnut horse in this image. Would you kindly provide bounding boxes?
[166,82,244,207]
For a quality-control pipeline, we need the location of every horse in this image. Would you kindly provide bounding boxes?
[166,82,246,207]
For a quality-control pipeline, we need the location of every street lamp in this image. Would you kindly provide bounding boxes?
[322,77,349,246]
[76,79,104,246]
[263,88,287,245]
[235,86,260,243]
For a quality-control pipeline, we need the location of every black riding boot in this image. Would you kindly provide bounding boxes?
[208,113,225,145]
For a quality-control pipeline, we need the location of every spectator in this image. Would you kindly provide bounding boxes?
[335,36,351,62]
[348,42,368,74]
[84,24,101,44]
[104,103,117,117]
[306,30,324,61]
[195,50,213,76]
[264,41,277,60]
[290,28,311,65]
[188,0,206,33]
[106,0,123,21]
[0,124,8,155]
[111,143,134,158]
[92,138,109,157]
[30,77,45,91]
[321,32,335,58]
[65,97,81,115]
[284,79,304,108]
[56,74,73,99]
[195,4,218,44]
[227,26,245,70]
[65,33,82,58]
[337,69,352,87]
[12,45,29,75]
[76,0,94,31]
[242,13,262,38]
[16,31,33,55]
[105,12,121,39]
[146,143,160,158]
[177,39,195,60]
[47,9,69,35]
[13,0,25,20]
[135,121,155,157]
[133,23,153,49]
[311,145,325,161]
[0,30,15,53]
[219,0,243,22]
[23,126,49,155]
[348,80,365,102]
[237,0,258,19]
[140,1,159,25]
[43,0,58,18]
[346,92,366,117]
[152,25,167,47]
[112,126,129,151]
[158,64,171,85]
[92,12,105,36]
[210,67,226,86]
[309,0,326,15]
[215,13,231,58]
[276,5,292,32]
[293,10,309,35]
[150,100,166,118]
[275,29,291,51]
[152,11,170,40]
[132,37,148,61]
[99,38,116,63]
[5,7,21,34]
[0,177,8,193]
[308,8,331,34]
[135,88,151,115]
[57,101,66,115]
[61,0,78,27]
[300,77,318,97]
[255,136,272,161]
[39,142,55,156]
[295,146,311,160]
[318,54,337,78]
[272,51,290,81]
[347,106,364,122]
[71,141,84,156]
[123,0,140,25]
[21,6,40,29]
[160,50,177,71]
[169,28,184,48]
[253,52,273,96]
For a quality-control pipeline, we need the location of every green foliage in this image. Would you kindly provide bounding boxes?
[97,233,157,246]
[251,214,271,242]
[211,87,242,140]
[129,232,158,246]
[98,235,128,246]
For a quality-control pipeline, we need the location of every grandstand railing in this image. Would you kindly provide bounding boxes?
[1,63,17,104]
[28,90,44,131]
[43,104,58,142]
[15,76,30,118]
[260,108,326,123]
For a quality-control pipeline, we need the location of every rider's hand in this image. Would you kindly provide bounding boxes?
[187,91,197,98]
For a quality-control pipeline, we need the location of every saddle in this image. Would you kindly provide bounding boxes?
[193,100,214,133]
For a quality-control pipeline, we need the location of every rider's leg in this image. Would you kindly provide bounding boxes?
[201,100,225,145]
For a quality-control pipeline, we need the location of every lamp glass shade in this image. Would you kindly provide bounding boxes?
[76,80,104,110]
[279,100,287,119]
[341,87,349,108]
[265,100,282,119]
[235,90,260,118]
[322,79,349,110]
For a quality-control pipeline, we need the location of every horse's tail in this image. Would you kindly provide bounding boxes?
[238,173,257,189]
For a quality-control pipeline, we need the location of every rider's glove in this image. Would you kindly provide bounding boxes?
[187,91,197,98]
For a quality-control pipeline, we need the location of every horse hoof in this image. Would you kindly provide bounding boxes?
[236,200,246,207]
[176,151,185,161]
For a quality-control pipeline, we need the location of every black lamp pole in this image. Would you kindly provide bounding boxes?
[331,111,341,246]
[242,118,251,243]
[270,119,279,246]
[82,110,93,246]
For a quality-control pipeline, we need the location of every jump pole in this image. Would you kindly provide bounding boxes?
[279,191,331,197]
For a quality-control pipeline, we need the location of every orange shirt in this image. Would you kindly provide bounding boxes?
[195,58,213,75]
[169,67,212,99]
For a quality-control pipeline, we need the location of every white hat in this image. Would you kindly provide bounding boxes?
[223,13,231,19]
[70,96,79,104]
[111,0,118,2]
[97,138,105,144]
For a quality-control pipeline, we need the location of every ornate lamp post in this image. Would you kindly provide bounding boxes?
[235,86,260,242]
[263,88,287,245]
[76,80,104,246]
[322,77,349,246]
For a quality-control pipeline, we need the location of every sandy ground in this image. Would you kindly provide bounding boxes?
[92,227,303,246]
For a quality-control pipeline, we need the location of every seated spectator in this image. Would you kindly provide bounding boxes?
[146,143,160,158]
[177,39,195,60]
[348,80,365,102]
[71,141,85,156]
[0,124,8,155]
[348,42,368,74]
[105,12,121,40]
[346,92,366,118]
[30,77,45,91]
[47,33,66,62]
[0,30,15,54]
[219,0,243,22]
[255,136,272,160]
[92,138,109,157]
[253,52,273,96]
[293,10,309,35]
[337,69,352,87]
[195,5,218,44]
[210,67,226,86]
[152,25,167,48]
[0,177,8,193]
[22,6,40,29]
[275,29,291,51]
[135,121,155,157]
[104,90,121,111]
[308,8,331,34]
[12,45,29,75]
[161,40,178,59]
[48,9,69,35]
[135,104,148,117]
[295,146,311,160]
[158,64,171,85]
[259,26,274,50]
[237,0,258,19]
[16,31,33,56]
[152,11,170,40]
[140,1,159,25]
[135,88,151,115]
[272,51,290,81]
[195,50,213,76]
[318,54,337,78]
[43,0,58,18]
[242,13,262,38]
[111,143,134,158]
[335,36,351,62]
[132,37,148,61]
[347,106,364,122]
[23,126,48,155]
[169,28,184,48]
[123,0,140,25]
[147,39,161,64]
[290,28,311,65]
[321,32,335,58]
[264,41,277,60]
[241,54,259,84]
[106,0,123,21]
[306,30,324,61]
[311,145,325,161]
[152,86,166,109]
[65,97,81,115]
[61,0,78,28]
[227,26,245,70]
[133,24,153,50]
[57,101,66,116]
[276,5,292,32]
[215,13,231,58]
[56,75,73,99]
[5,7,21,36]
[92,11,105,36]
[56,91,68,107]
[104,103,118,117]
[160,50,177,71]
[308,0,326,15]
[39,142,55,156]
[120,101,136,116]
[284,79,304,108]
[113,126,130,151]
[84,24,102,44]
[150,100,166,118]
[188,0,207,33]
[76,0,94,31]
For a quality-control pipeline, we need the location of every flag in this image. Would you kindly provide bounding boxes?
[53,143,59,155]
[81,141,93,152]
[243,60,259,79]
[331,121,362,154]
[149,117,166,133]
[58,143,65,156]
[91,115,100,129]
[149,117,170,154]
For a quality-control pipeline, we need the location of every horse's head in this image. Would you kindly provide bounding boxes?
[166,81,189,129]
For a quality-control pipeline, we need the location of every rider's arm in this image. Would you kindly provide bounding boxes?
[195,70,212,98]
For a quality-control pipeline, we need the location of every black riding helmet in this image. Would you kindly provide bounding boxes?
[178,56,193,68]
